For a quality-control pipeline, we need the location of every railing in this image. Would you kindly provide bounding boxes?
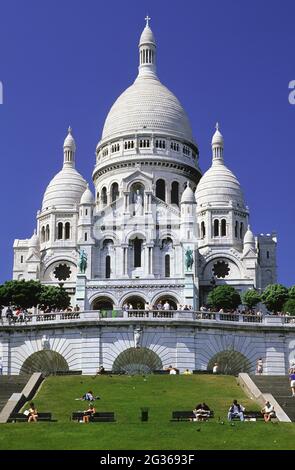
[1,310,295,327]
[284,316,295,324]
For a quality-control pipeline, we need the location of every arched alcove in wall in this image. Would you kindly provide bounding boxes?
[112,347,162,374]
[20,350,69,376]
[207,350,252,376]
[153,295,178,310]
[122,295,146,309]
[92,296,114,310]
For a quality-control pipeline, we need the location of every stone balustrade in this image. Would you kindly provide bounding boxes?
[1,310,294,327]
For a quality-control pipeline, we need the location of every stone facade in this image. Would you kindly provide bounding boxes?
[8,20,282,376]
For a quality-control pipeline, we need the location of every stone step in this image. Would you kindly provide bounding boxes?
[251,375,295,422]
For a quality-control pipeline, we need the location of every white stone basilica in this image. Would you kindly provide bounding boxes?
[13,19,277,311]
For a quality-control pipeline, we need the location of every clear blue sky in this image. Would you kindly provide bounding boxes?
[0,0,294,285]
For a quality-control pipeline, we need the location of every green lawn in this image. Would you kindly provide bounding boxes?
[0,374,295,450]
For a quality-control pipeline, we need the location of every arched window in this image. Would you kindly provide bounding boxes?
[65,222,70,240]
[106,255,111,278]
[201,221,206,238]
[101,187,107,206]
[240,222,244,239]
[57,222,63,240]
[165,254,170,278]
[133,237,142,268]
[156,179,165,202]
[171,181,179,205]
[235,221,238,238]
[214,219,219,237]
[84,232,88,242]
[45,225,50,242]
[111,182,119,202]
[41,226,45,243]
[221,219,226,237]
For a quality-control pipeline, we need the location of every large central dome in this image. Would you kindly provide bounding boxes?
[102,75,194,142]
[100,22,194,144]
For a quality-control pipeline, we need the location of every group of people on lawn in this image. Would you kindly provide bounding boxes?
[191,399,275,423]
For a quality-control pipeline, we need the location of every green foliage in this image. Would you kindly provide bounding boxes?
[39,285,71,311]
[288,286,295,299]
[261,284,289,313]
[207,285,241,310]
[242,289,261,309]
[283,299,295,315]
[0,280,42,309]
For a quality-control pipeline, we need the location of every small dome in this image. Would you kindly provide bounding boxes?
[211,123,223,146]
[63,126,76,152]
[139,25,156,46]
[42,167,87,210]
[28,230,39,248]
[80,185,95,205]
[196,161,244,207]
[244,226,255,245]
[181,183,196,203]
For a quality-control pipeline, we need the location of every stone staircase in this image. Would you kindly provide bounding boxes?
[252,375,295,421]
[0,375,29,412]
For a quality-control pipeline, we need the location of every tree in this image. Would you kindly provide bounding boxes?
[283,299,295,315]
[207,285,241,311]
[288,286,295,299]
[39,285,71,311]
[242,289,261,309]
[261,284,289,313]
[0,280,42,308]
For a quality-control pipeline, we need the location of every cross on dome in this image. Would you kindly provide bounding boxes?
[145,15,151,27]
[215,122,219,131]
[68,126,72,134]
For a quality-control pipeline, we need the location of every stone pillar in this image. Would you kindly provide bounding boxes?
[75,273,87,310]
[123,192,130,214]
[122,245,128,277]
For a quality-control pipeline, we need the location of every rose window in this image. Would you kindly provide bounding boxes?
[212,261,230,278]
[53,264,71,281]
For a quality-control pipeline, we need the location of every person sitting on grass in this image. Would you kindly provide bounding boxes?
[227,400,245,421]
[261,401,275,422]
[83,404,96,423]
[27,402,38,423]
[76,390,100,401]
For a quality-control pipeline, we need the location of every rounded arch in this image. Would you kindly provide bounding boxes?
[111,182,119,202]
[91,295,114,310]
[99,232,120,247]
[124,230,147,244]
[121,295,146,310]
[201,253,245,279]
[20,350,69,376]
[158,231,178,246]
[151,293,180,310]
[207,350,252,376]
[126,178,149,192]
[156,179,166,201]
[42,259,77,282]
[112,347,162,374]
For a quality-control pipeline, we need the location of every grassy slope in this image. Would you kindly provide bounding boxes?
[0,375,295,450]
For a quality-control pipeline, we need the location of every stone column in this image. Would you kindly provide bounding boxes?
[123,192,130,214]
[122,244,128,277]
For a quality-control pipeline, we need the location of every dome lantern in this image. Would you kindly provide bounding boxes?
[63,126,76,168]
[211,122,224,163]
[138,16,157,78]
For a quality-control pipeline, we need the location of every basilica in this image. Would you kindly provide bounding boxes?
[13,20,277,311]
